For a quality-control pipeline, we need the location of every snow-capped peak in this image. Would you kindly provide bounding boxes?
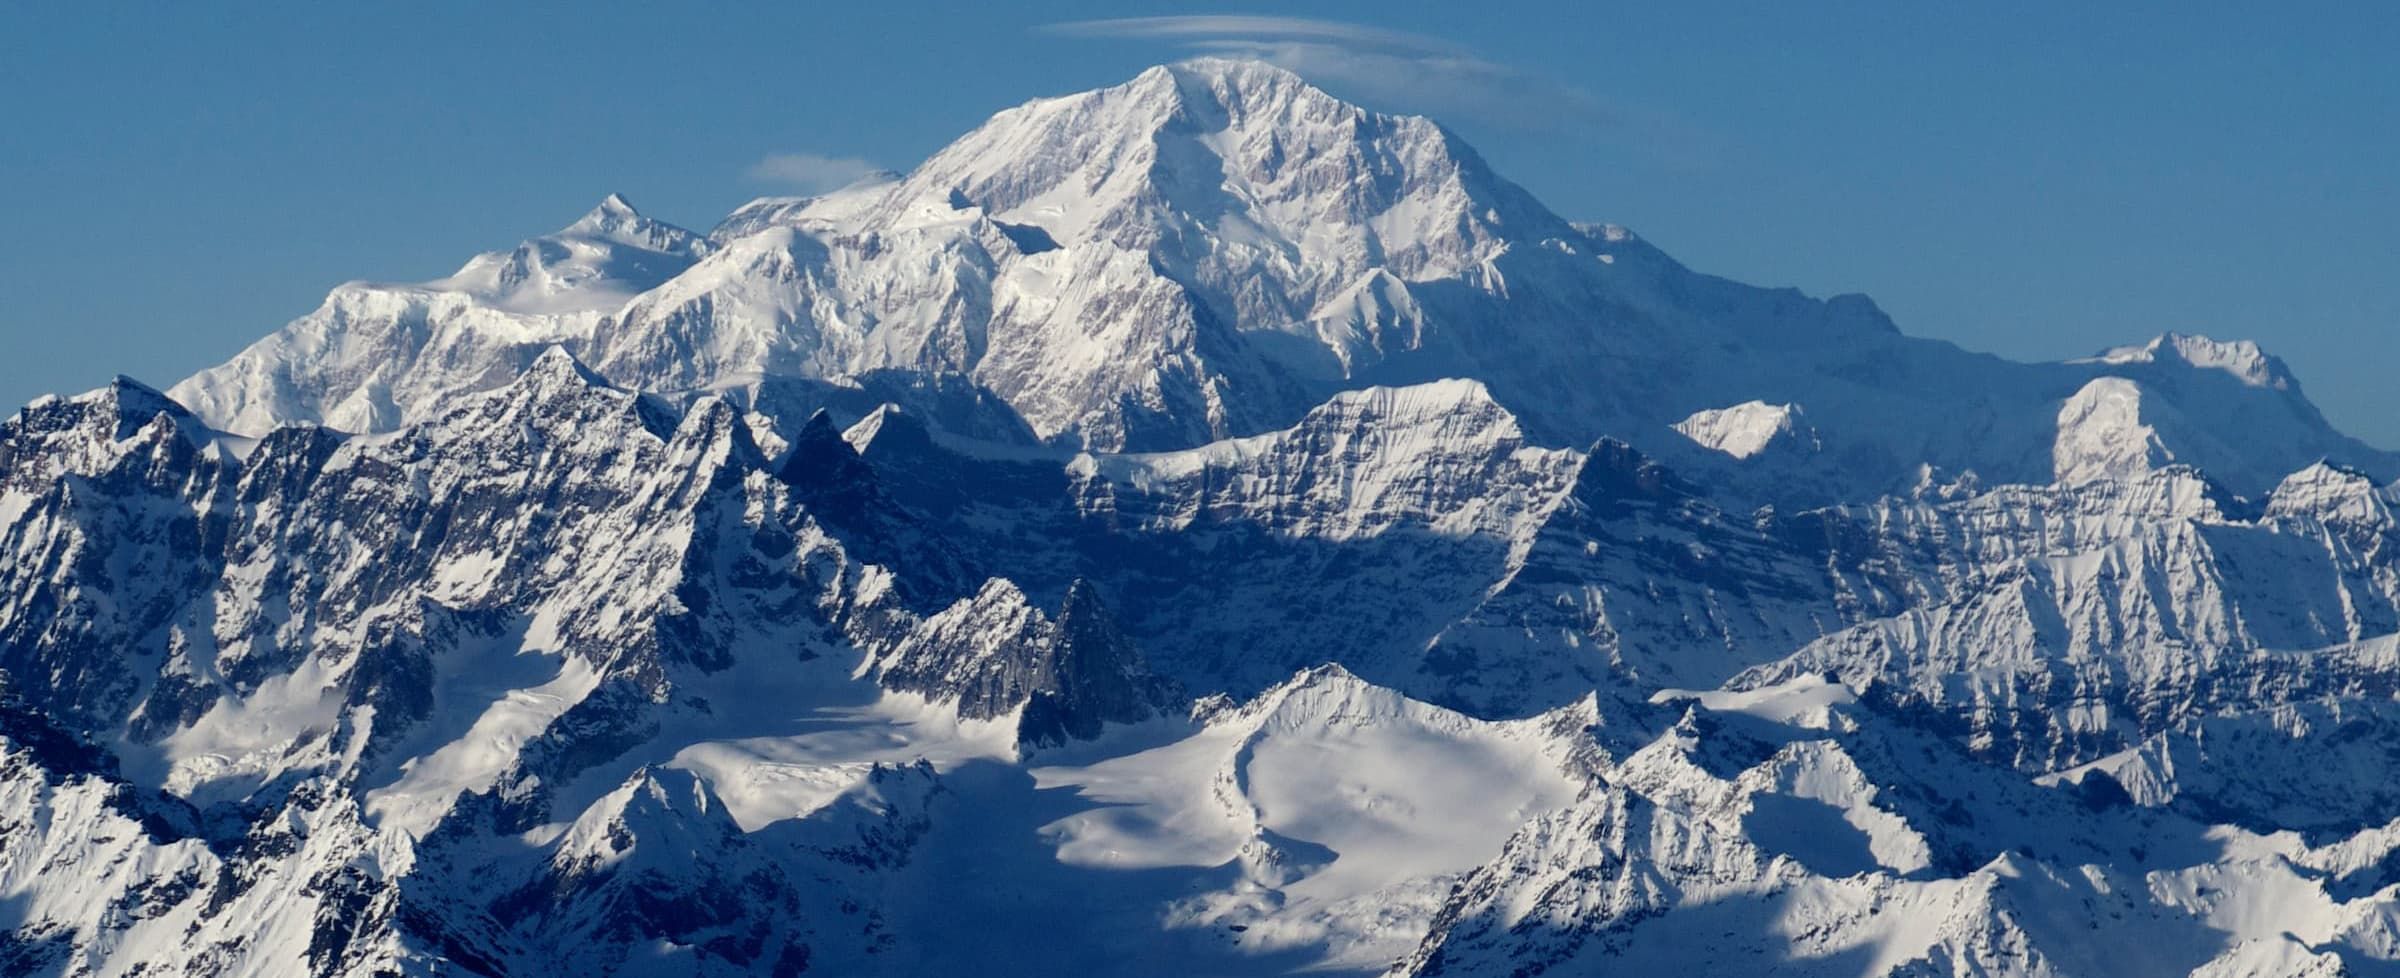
[878,56,1565,270]
[2266,459,2399,523]
[164,59,2398,487]
[2084,332,2294,391]
[569,191,641,228]
[2054,376,2177,484]
[518,343,614,391]
[26,55,2400,978]
[411,192,710,316]
[559,192,707,255]
[1672,401,1816,460]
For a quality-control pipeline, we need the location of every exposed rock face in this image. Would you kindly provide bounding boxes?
[10,57,2400,978]
[870,577,1173,748]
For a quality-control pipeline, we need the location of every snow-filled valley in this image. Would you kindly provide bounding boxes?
[7,58,2400,977]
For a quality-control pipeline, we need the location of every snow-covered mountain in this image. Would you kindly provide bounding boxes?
[8,58,2400,976]
[171,59,2390,499]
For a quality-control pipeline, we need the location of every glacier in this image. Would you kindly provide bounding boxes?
[1,57,2398,977]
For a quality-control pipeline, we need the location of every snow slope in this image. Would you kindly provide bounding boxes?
[7,56,2400,978]
[170,60,2394,499]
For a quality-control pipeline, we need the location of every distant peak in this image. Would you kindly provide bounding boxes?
[2082,332,2293,391]
[523,193,713,269]
[19,374,206,445]
[104,373,171,399]
[778,407,879,494]
[565,193,643,233]
[2279,458,2374,488]
[1302,380,1524,441]
[82,374,190,423]
[520,345,612,389]
[1228,663,1410,728]
[1673,401,1817,460]
[2267,458,2395,521]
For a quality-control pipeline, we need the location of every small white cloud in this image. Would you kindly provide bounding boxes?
[745,152,884,194]
[1040,15,1608,131]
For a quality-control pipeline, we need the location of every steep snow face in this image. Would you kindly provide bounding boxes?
[1011,666,1591,972]
[2268,461,2400,524]
[575,58,1583,452]
[2085,332,2295,391]
[1074,379,1580,542]
[167,196,709,435]
[166,62,2394,498]
[1672,400,1815,460]
[25,54,2400,978]
[1731,463,2400,772]
[1049,382,1601,709]
[884,58,1562,316]
[894,62,1485,255]
[2054,377,2176,484]
[21,350,2400,975]
[706,171,901,243]
[1399,679,2400,978]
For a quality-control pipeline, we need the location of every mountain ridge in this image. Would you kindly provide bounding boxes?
[9,57,2400,977]
[163,57,2394,502]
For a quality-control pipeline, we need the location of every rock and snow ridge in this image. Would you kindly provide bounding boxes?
[168,58,2392,500]
[6,57,2400,977]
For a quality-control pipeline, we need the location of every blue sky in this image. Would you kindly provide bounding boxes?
[4,4,2396,443]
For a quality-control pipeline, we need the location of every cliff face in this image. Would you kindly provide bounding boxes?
[7,58,2400,978]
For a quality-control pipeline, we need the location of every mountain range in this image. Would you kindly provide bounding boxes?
[7,58,2400,977]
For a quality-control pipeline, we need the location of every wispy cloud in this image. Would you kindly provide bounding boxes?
[745,152,885,194]
[1043,15,1459,53]
[1039,15,1608,131]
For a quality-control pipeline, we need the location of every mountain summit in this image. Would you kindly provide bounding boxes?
[11,58,2400,978]
[168,60,2389,498]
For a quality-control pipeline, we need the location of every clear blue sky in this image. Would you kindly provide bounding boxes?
[4,4,2396,443]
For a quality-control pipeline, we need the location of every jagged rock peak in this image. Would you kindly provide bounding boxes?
[1573,436,1692,501]
[1020,578,1166,748]
[412,344,681,445]
[0,373,227,492]
[778,408,876,489]
[518,345,616,393]
[19,374,195,437]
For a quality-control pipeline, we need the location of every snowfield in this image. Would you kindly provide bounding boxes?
[4,57,2400,977]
